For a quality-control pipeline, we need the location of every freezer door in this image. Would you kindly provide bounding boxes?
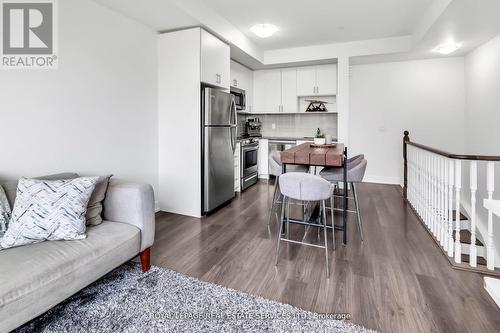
[203,88,234,126]
[204,127,235,212]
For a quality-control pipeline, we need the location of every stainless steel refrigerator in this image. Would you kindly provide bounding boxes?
[202,87,237,214]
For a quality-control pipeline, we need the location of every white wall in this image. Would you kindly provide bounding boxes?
[0,0,159,198]
[349,58,465,184]
[464,33,500,263]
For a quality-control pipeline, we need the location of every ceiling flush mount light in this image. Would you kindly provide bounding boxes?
[250,24,279,38]
[434,43,460,55]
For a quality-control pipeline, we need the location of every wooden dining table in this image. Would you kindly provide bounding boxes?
[280,143,349,245]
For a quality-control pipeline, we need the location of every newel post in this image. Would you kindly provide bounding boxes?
[403,131,410,199]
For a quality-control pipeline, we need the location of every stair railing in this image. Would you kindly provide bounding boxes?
[403,131,500,271]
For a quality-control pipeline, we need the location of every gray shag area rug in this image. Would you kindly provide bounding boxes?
[18,263,376,333]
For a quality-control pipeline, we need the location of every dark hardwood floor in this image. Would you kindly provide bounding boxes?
[151,181,500,333]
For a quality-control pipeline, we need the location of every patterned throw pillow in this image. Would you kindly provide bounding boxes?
[0,185,11,238]
[0,177,98,249]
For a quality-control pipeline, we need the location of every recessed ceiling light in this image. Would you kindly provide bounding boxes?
[250,24,279,38]
[434,43,460,55]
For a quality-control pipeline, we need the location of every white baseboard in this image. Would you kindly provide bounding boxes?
[154,201,160,213]
[363,175,402,185]
[484,277,500,308]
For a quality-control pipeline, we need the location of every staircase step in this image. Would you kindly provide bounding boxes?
[453,229,484,246]
[451,210,468,221]
[461,254,487,266]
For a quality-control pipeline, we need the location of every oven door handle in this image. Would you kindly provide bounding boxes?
[242,146,258,152]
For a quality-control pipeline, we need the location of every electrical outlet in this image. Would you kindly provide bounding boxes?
[272,123,276,129]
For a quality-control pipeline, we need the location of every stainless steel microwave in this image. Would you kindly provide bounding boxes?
[230,87,246,111]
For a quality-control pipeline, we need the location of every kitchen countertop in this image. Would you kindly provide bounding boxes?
[237,136,338,142]
[263,136,313,141]
[263,136,339,142]
[237,136,313,141]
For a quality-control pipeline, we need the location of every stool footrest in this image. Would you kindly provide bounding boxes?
[280,237,327,249]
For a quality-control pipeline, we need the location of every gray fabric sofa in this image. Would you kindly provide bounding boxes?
[0,179,155,333]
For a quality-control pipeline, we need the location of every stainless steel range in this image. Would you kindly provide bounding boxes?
[240,138,259,191]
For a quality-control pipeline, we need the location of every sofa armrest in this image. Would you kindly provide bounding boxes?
[103,180,155,252]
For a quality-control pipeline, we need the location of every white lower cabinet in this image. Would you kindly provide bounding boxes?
[234,142,241,192]
[258,139,269,178]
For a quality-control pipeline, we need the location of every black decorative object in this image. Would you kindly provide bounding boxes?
[305,100,328,112]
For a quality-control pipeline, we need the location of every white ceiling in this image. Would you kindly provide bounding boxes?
[93,0,500,68]
[205,0,432,50]
[94,0,198,31]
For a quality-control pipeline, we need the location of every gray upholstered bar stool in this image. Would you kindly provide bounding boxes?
[320,158,368,240]
[267,151,308,226]
[275,172,335,277]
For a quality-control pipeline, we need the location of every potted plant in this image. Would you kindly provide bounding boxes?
[314,128,326,145]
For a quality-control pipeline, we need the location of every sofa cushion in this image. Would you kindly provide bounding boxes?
[0,221,141,332]
[85,175,112,226]
[0,181,18,209]
[0,177,98,249]
[0,186,11,235]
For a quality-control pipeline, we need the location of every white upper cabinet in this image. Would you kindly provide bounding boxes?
[254,68,297,113]
[281,68,298,113]
[230,60,251,89]
[297,66,317,96]
[201,29,230,89]
[252,63,337,113]
[253,69,281,113]
[230,60,254,112]
[297,64,337,96]
[316,64,337,96]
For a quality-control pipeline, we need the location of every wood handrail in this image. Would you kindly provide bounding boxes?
[403,131,500,162]
[402,130,500,200]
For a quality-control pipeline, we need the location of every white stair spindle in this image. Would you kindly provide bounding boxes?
[441,157,447,249]
[486,161,495,270]
[424,152,428,225]
[440,157,446,247]
[427,153,432,230]
[444,157,449,253]
[433,156,438,240]
[409,147,414,204]
[454,160,462,263]
[469,161,478,267]
[428,152,433,229]
[433,155,438,238]
[418,149,423,216]
[430,154,434,234]
[448,158,455,256]
[436,156,442,244]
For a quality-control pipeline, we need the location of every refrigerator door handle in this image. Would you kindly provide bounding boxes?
[230,98,237,153]
[230,127,236,153]
[230,98,237,126]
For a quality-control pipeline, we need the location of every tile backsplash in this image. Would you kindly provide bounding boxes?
[240,113,337,139]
